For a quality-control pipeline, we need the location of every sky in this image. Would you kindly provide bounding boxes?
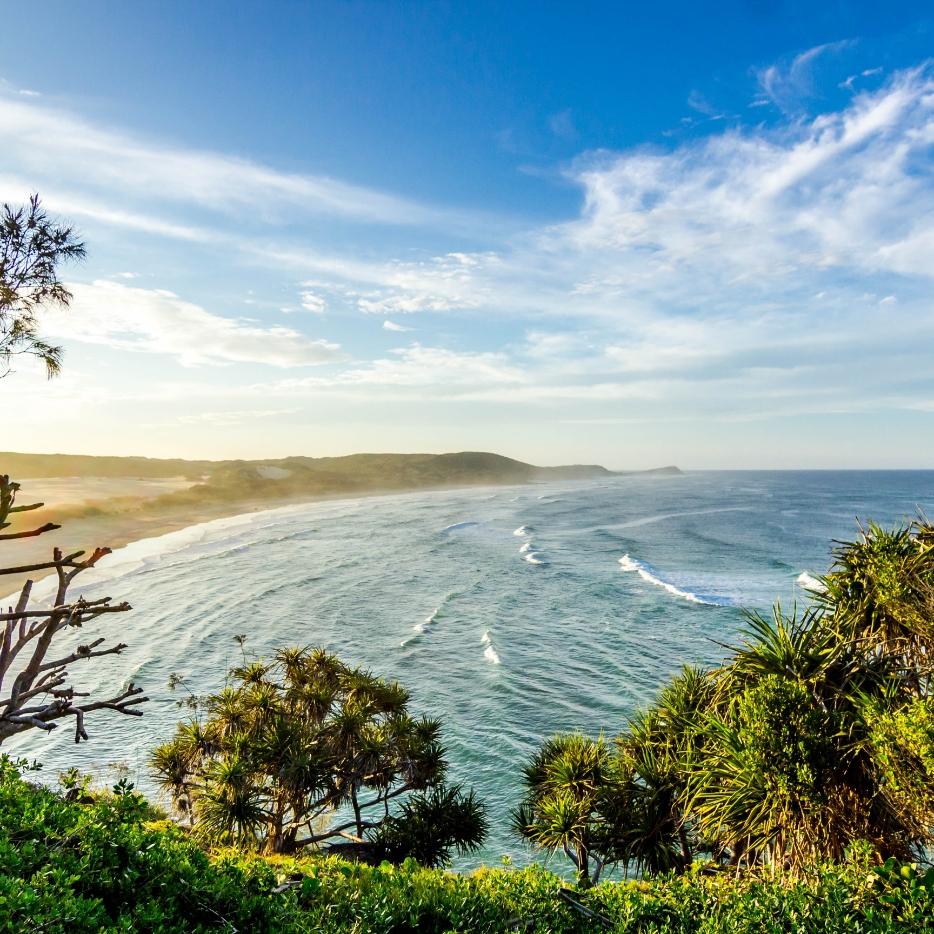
[2,1,933,468]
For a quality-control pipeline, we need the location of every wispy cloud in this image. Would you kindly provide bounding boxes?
[754,41,856,112]
[46,281,346,367]
[548,109,577,140]
[0,95,487,232]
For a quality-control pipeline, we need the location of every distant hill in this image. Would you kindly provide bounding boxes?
[0,450,681,511]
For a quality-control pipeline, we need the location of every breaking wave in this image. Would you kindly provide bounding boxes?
[796,572,826,593]
[481,632,501,664]
[618,555,717,605]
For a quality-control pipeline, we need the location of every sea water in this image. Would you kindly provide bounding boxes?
[8,470,934,868]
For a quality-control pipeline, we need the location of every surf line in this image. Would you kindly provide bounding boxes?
[618,555,717,605]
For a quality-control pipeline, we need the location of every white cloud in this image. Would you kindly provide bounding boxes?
[0,94,480,230]
[755,41,856,112]
[45,281,346,367]
[300,290,327,313]
[383,320,413,331]
[355,253,491,314]
[562,65,934,299]
[264,344,523,394]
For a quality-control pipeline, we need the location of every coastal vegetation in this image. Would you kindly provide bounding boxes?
[0,194,85,378]
[515,517,934,885]
[2,753,933,933]
[150,647,487,866]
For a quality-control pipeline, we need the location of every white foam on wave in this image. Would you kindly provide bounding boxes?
[413,590,459,632]
[443,521,479,533]
[519,542,533,553]
[481,631,501,662]
[513,525,532,537]
[796,572,826,593]
[525,553,546,565]
[618,555,715,605]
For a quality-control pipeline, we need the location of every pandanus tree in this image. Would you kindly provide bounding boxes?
[150,647,487,867]
[511,733,620,887]
[517,516,934,880]
[684,520,934,871]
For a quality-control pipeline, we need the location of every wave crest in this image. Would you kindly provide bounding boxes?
[618,554,716,605]
[796,572,826,593]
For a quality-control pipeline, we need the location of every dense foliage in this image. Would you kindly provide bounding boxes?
[516,518,934,878]
[150,647,486,866]
[3,755,934,933]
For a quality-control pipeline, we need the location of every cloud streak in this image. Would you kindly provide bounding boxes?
[47,281,346,367]
[0,95,487,232]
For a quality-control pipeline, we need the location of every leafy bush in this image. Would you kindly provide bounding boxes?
[0,755,284,933]
[3,755,933,933]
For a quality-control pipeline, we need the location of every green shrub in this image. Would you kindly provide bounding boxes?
[2,755,932,933]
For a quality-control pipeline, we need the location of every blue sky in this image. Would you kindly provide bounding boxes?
[2,1,933,467]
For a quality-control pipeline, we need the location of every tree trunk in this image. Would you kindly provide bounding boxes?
[677,823,691,871]
[576,845,591,888]
[350,785,363,838]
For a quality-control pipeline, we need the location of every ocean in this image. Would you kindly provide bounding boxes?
[8,470,934,868]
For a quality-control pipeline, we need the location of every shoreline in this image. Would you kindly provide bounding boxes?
[0,481,543,602]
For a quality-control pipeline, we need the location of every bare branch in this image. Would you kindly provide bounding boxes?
[0,550,86,576]
[0,598,126,620]
[0,522,61,541]
[39,639,129,671]
[0,476,146,747]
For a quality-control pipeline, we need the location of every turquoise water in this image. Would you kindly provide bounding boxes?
[10,470,934,867]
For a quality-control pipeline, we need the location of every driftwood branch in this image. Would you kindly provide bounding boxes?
[0,597,121,620]
[0,477,147,746]
[0,522,62,541]
[0,550,87,576]
[39,638,130,671]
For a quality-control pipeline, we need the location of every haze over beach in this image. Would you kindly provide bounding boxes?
[3,4,934,931]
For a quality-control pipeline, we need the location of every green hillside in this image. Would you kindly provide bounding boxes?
[0,451,681,514]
